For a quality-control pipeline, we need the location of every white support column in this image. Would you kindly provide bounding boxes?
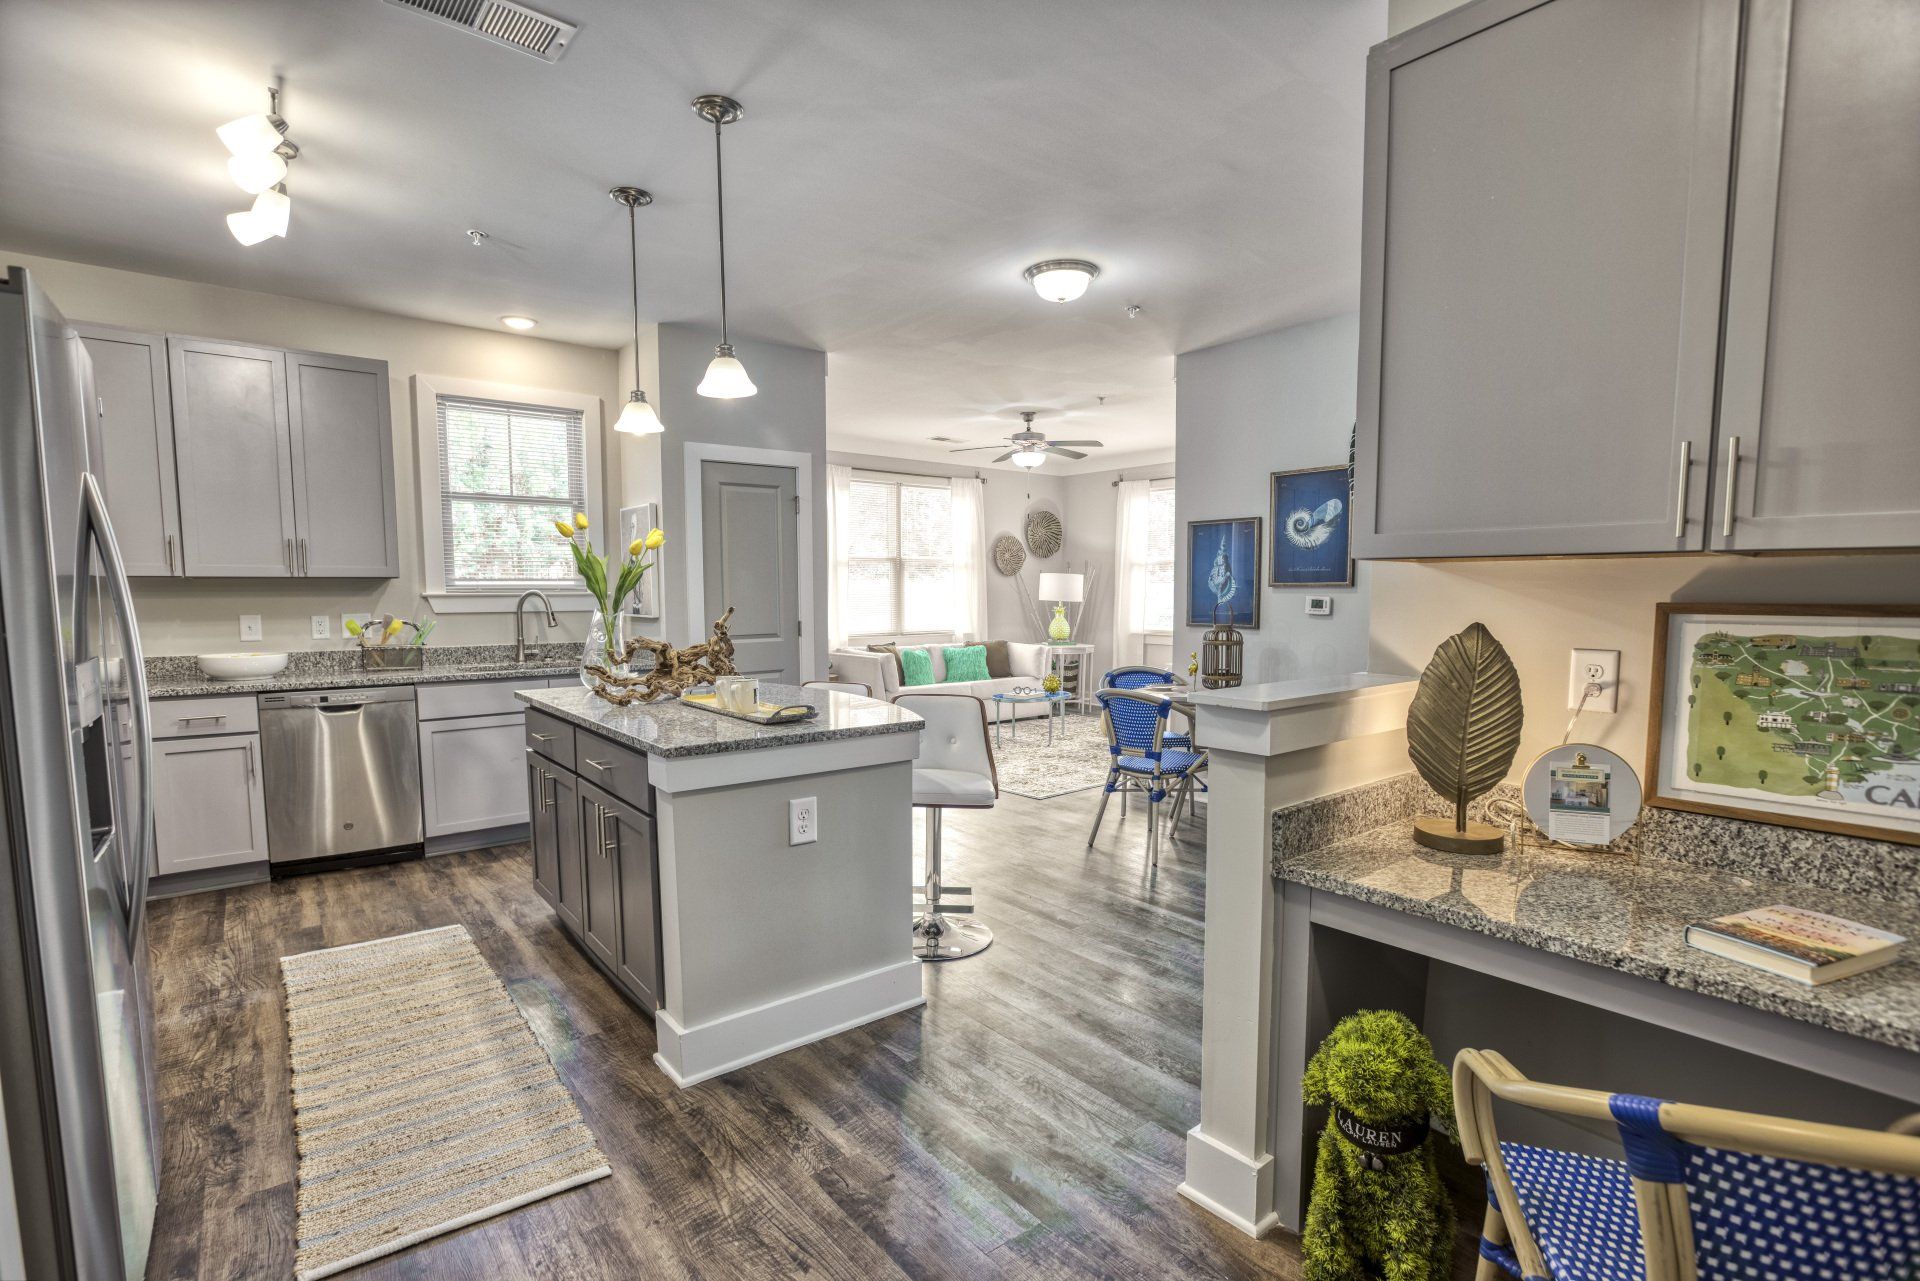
[1175,674,1416,1237]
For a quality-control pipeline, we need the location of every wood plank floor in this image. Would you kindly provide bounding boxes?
[145,774,1310,1279]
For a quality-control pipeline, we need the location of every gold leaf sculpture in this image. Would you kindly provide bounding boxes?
[1406,622,1523,854]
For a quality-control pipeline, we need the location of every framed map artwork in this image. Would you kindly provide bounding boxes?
[1647,603,1920,847]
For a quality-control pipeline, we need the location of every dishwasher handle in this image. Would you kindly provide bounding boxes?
[261,687,417,711]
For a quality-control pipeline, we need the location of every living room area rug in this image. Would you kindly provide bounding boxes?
[991,709,1114,799]
[279,925,610,1280]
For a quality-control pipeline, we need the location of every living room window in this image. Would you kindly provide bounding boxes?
[1143,481,1177,634]
[844,474,955,636]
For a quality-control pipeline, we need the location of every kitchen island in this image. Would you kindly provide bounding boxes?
[516,683,926,1086]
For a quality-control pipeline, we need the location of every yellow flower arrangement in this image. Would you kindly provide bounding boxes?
[557,518,664,669]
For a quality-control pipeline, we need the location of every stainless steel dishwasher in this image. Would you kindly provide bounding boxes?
[259,686,423,875]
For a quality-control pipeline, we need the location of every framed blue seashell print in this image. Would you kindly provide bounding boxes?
[1187,517,1262,628]
[1270,465,1354,587]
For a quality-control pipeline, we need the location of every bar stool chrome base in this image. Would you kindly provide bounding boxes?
[911,911,993,961]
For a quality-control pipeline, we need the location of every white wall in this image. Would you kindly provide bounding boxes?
[1174,314,1373,684]
[6,249,624,655]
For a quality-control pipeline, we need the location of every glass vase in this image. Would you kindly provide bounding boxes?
[580,606,632,689]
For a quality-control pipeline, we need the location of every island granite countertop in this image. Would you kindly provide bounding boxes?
[1275,819,1920,1054]
[518,682,924,760]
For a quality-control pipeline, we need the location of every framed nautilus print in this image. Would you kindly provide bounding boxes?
[1269,465,1353,588]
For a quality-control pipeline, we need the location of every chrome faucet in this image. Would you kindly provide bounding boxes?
[514,589,559,663]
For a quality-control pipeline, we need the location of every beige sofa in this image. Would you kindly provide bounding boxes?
[827,641,1057,717]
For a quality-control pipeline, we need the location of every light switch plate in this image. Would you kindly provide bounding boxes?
[239,614,263,642]
[789,797,818,846]
[310,614,330,640]
[1569,648,1620,712]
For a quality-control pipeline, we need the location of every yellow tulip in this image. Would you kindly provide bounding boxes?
[555,520,575,539]
[573,512,589,530]
[628,538,645,557]
[644,528,665,550]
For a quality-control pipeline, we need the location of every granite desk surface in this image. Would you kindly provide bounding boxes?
[1277,824,1920,1055]
[518,682,924,760]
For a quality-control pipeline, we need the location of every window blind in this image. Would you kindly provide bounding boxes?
[437,394,587,590]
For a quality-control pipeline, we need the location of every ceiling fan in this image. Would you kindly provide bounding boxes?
[948,411,1103,469]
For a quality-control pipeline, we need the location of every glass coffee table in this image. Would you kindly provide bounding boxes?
[990,690,1071,746]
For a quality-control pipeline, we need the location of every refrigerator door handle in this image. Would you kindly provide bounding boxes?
[80,472,154,939]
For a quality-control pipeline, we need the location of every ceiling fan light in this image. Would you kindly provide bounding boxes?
[217,112,283,157]
[227,150,288,194]
[1011,450,1046,469]
[248,186,291,239]
[616,389,666,435]
[697,346,757,399]
[1024,259,1100,303]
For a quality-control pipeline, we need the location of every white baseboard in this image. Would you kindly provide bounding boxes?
[652,959,925,1087]
[1177,1125,1279,1238]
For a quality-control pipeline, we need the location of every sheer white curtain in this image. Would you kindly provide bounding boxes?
[1112,478,1150,669]
[948,475,988,642]
[826,463,854,648]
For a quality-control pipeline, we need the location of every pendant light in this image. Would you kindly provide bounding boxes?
[608,186,665,435]
[220,87,298,246]
[691,94,756,398]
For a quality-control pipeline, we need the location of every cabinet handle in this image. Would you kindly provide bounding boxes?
[592,802,607,858]
[177,714,227,726]
[530,732,555,743]
[246,740,256,783]
[539,769,554,812]
[165,533,175,573]
[582,758,613,774]
[1672,440,1691,540]
[1721,435,1740,538]
[284,538,294,575]
[601,805,618,858]
[299,537,309,575]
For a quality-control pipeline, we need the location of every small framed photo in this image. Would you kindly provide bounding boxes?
[618,502,662,619]
[1647,603,1920,847]
[1269,465,1353,587]
[1187,517,1262,629]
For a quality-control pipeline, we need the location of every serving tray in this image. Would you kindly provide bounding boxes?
[679,692,820,726]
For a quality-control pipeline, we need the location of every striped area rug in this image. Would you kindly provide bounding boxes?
[279,925,610,1280]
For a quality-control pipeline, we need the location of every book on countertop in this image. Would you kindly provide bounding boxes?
[1685,905,1905,986]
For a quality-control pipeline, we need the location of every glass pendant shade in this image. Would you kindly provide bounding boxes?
[217,112,283,156]
[249,187,291,238]
[615,390,665,436]
[1011,450,1046,469]
[227,151,287,194]
[697,347,757,399]
[226,209,273,246]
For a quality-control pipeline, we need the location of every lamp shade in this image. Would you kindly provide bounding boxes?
[217,112,282,156]
[697,350,757,398]
[248,186,290,239]
[1037,572,1084,603]
[1010,450,1046,469]
[227,150,287,194]
[615,390,665,436]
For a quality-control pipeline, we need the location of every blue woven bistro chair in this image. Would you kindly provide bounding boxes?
[1085,689,1205,864]
[1102,666,1193,748]
[1453,1048,1920,1281]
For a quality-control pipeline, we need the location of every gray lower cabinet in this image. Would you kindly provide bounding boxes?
[1710,0,1920,551]
[152,732,269,876]
[74,325,181,577]
[420,712,531,837]
[529,724,659,1011]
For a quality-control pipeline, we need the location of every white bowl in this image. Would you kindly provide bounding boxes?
[197,652,290,681]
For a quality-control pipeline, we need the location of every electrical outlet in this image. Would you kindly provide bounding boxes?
[1569,648,1620,712]
[789,796,818,846]
[310,614,330,640]
[239,614,263,642]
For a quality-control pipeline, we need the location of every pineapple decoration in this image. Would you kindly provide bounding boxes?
[1042,673,1062,694]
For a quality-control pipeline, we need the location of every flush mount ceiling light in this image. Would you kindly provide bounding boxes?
[220,87,299,246]
[1024,259,1100,303]
[692,94,756,399]
[609,186,665,435]
[500,315,537,330]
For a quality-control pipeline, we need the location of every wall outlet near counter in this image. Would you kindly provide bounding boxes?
[789,797,817,846]
[310,614,330,640]
[238,614,262,642]
[1569,648,1620,712]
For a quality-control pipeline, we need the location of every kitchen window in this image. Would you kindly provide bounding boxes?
[436,394,587,590]
[844,475,954,637]
[1143,481,1176,634]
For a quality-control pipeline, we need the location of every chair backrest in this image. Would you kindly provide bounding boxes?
[1096,688,1168,759]
[1454,1048,1920,1281]
[803,679,872,698]
[1104,666,1174,691]
[893,694,996,795]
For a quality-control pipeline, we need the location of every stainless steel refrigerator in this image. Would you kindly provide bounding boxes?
[0,267,160,1279]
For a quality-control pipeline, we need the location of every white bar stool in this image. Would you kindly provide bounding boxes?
[894,693,998,961]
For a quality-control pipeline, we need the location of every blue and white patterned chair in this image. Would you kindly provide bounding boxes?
[1102,665,1193,748]
[1085,688,1205,865]
[1454,1048,1920,1281]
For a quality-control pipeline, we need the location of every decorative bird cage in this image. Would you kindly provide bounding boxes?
[1200,609,1244,689]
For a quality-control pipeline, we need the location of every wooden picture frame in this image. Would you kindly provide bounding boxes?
[1186,517,1262,629]
[1645,602,1920,847]
[1269,465,1354,587]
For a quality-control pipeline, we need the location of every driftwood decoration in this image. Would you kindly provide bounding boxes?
[1406,621,1523,854]
[586,607,739,706]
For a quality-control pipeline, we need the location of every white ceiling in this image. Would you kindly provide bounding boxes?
[0,0,1382,474]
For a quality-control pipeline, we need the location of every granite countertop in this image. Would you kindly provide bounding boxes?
[145,643,585,698]
[1276,821,1920,1054]
[519,682,924,760]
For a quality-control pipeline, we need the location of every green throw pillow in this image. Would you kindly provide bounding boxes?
[898,647,935,687]
[942,644,989,683]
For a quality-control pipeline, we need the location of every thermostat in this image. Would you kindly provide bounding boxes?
[1305,596,1334,617]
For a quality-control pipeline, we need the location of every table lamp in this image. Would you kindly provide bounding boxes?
[1038,572,1084,642]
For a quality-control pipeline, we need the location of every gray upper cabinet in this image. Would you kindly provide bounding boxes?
[1710,0,1920,551]
[287,350,399,576]
[168,337,298,577]
[1355,0,1740,559]
[75,325,181,577]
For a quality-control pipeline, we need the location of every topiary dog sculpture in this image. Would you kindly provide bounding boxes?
[1301,1009,1455,1281]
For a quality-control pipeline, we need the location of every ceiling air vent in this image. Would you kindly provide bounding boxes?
[383,0,578,63]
